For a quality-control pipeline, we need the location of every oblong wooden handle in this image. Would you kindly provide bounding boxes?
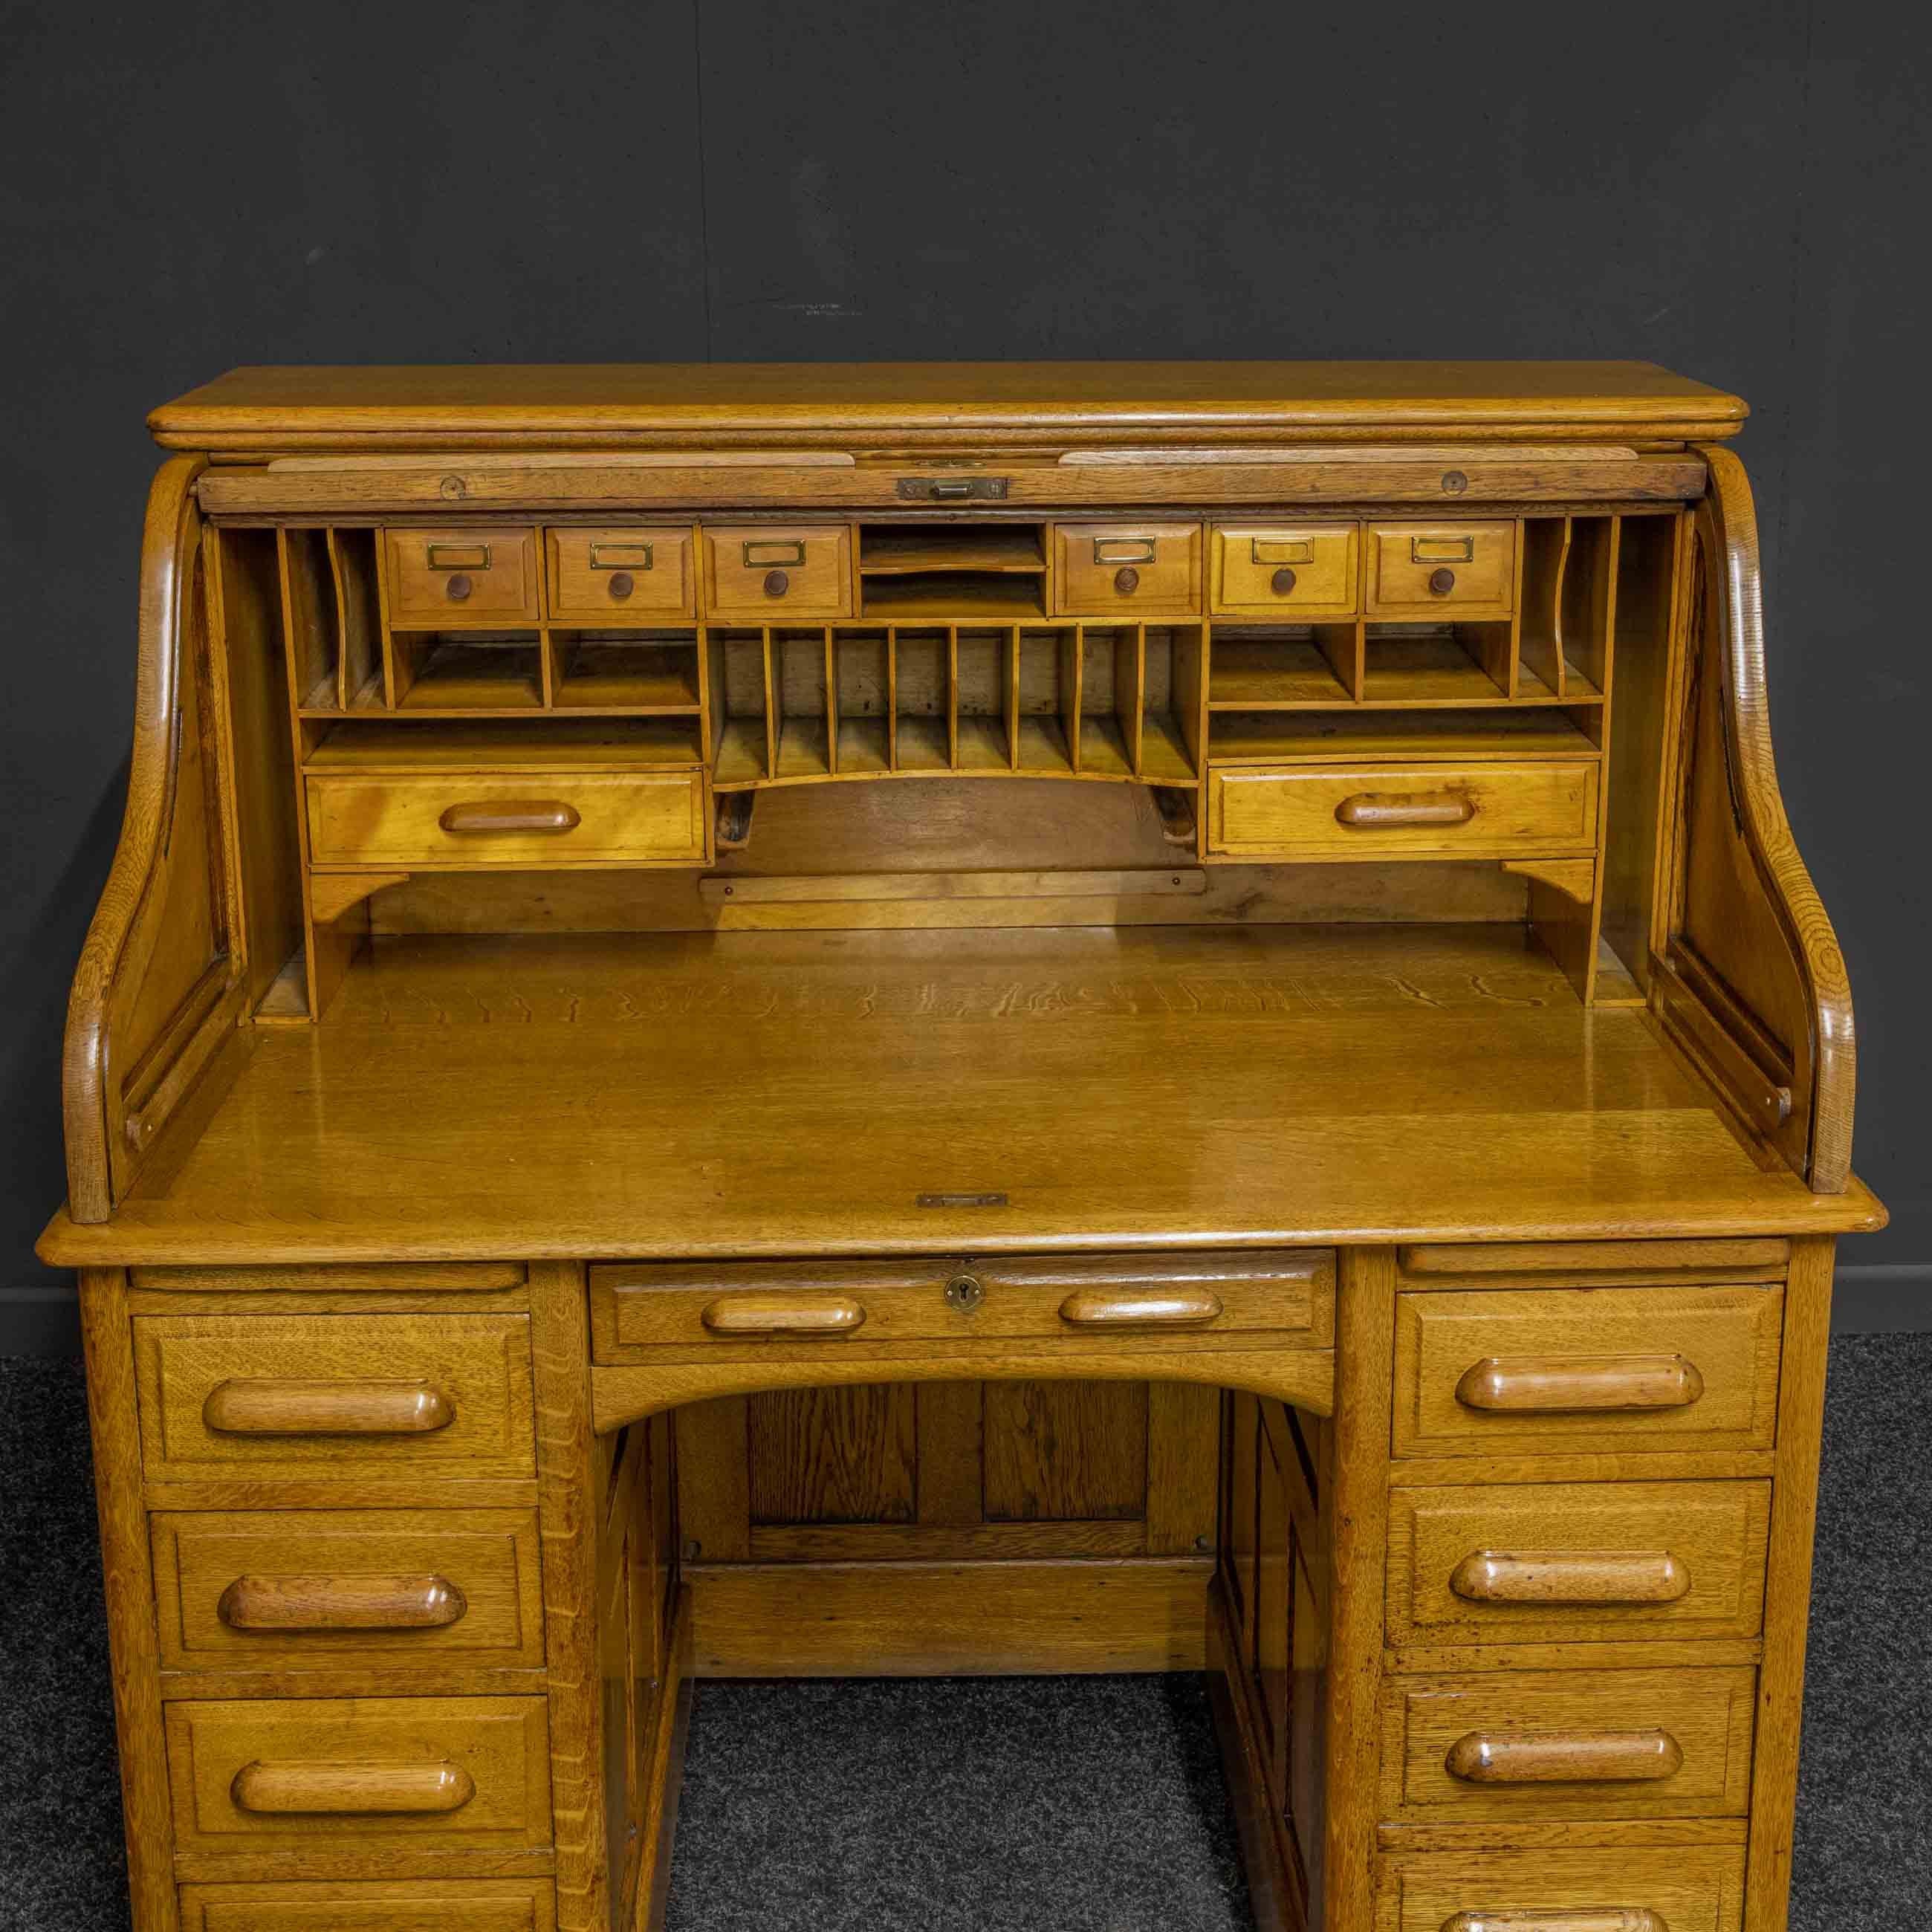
[203,1379,455,1436]
[1057,1289,1225,1327]
[1445,1728,1684,1784]
[1442,1911,1669,1932]
[1450,1550,1690,1607]
[230,1759,476,1815]
[218,1574,469,1633]
[1335,793,1475,828]
[700,1294,867,1338]
[438,800,582,834]
[1455,1354,1705,1414]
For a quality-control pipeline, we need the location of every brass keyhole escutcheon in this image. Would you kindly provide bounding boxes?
[1114,566,1140,594]
[1427,566,1456,595]
[944,1274,985,1313]
[608,571,635,600]
[1271,566,1297,595]
[444,574,473,602]
[764,568,790,597]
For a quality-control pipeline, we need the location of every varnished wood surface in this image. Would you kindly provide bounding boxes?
[39,924,1879,1266]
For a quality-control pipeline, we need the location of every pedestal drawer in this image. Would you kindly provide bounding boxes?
[1377,1847,1746,1932]
[1378,1666,1756,1823]
[1385,1479,1771,1646]
[180,1879,557,1932]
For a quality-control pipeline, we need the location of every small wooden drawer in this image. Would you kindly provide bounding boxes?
[1208,760,1598,860]
[384,528,540,626]
[152,1509,547,1675]
[1054,522,1202,615]
[1376,1846,1746,1932]
[1210,523,1358,617]
[133,1314,537,1484]
[306,770,707,869]
[1393,1286,1784,1462]
[590,1249,1334,1359]
[1366,520,1517,616]
[165,1696,552,1868]
[1385,1480,1771,1647]
[181,1879,557,1932]
[1378,1666,1757,1823]
[546,526,693,623]
[703,525,851,618]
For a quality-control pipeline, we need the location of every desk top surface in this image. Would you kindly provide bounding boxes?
[149,360,1747,450]
[39,924,1879,1268]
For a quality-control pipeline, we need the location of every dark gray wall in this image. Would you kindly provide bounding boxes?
[3,2,1925,1346]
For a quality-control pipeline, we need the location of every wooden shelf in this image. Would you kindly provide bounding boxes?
[1014,716,1074,777]
[713,716,769,788]
[860,529,1045,574]
[553,641,701,713]
[1208,707,1599,764]
[305,718,704,769]
[396,641,544,711]
[1208,638,1352,709]
[861,574,1046,620]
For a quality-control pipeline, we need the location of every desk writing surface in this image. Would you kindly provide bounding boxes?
[39,924,1877,1267]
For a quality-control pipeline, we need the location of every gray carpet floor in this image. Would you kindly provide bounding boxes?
[1,1335,1925,1929]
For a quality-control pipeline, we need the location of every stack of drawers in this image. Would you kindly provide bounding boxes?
[1372,1244,1790,1931]
[129,1289,560,1932]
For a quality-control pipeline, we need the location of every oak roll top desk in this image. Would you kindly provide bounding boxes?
[39,363,1884,1932]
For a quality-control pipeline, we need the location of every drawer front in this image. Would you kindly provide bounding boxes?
[1210,522,1359,617]
[1379,1666,1756,1822]
[134,1315,537,1482]
[1385,1480,1771,1646]
[152,1510,546,1673]
[703,525,851,618]
[1378,1847,1746,1932]
[1367,519,1517,615]
[385,528,540,625]
[1393,1286,1784,1461]
[166,1696,551,1861]
[591,1249,1334,1358]
[546,525,693,622]
[1209,760,1598,860]
[307,771,706,868]
[181,1880,557,1932]
[1054,521,1201,615]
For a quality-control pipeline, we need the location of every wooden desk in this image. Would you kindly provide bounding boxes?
[42,363,1880,1932]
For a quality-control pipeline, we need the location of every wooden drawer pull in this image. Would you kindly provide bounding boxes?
[438,800,582,835]
[1445,1728,1684,1785]
[218,1573,469,1633]
[1335,793,1475,829]
[700,1294,867,1338]
[1442,1912,1668,1932]
[203,1379,455,1437]
[230,1759,476,1815]
[1057,1288,1225,1328]
[1455,1354,1705,1414]
[1450,1549,1690,1606]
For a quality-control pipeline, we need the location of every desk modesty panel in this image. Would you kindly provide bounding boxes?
[42,363,1877,1932]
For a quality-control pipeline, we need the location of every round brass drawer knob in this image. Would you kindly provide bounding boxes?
[1271,566,1298,595]
[764,568,790,597]
[607,571,635,600]
[1114,566,1140,594]
[444,574,473,602]
[944,1274,985,1313]
[1428,567,1457,595]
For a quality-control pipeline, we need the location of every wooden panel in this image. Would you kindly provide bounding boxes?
[306,771,705,869]
[180,1879,557,1932]
[686,1557,1210,1675]
[1210,760,1597,860]
[384,528,539,626]
[1054,522,1201,615]
[1378,1667,1757,1822]
[165,1697,552,1861]
[702,525,850,619]
[1385,1480,1771,1646]
[1393,1286,1783,1461]
[134,1314,536,1482]
[1366,522,1517,617]
[746,1385,918,1525]
[982,1381,1147,1522]
[1375,1847,1745,1932]
[152,1509,545,1674]
[1211,522,1359,617]
[545,526,693,623]
[1397,1238,1788,1284]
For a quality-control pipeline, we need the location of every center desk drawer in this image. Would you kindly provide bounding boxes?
[306,770,706,868]
[590,1250,1334,1358]
[134,1315,537,1483]
[1208,760,1597,860]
